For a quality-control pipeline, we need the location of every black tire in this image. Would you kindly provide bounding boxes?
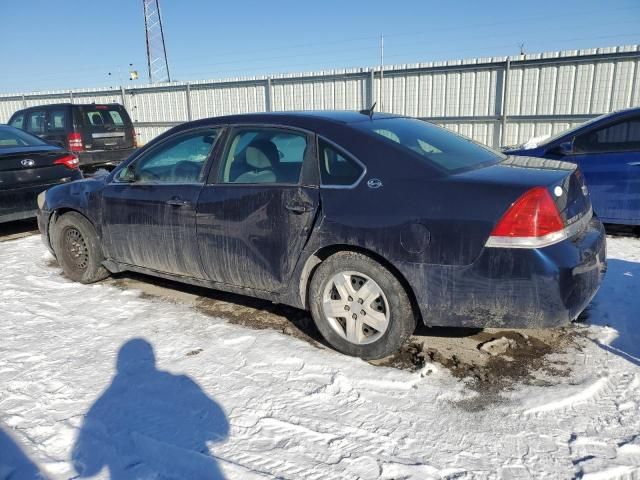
[51,212,109,284]
[309,251,417,359]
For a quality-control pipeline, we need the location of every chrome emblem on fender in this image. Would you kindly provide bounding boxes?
[367,178,383,189]
[21,159,35,168]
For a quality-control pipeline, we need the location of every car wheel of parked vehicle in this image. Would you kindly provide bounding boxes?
[309,251,416,359]
[52,212,109,284]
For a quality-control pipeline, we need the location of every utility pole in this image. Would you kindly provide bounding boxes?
[380,34,384,111]
[143,0,171,83]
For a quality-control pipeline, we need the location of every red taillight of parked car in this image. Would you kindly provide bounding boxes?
[67,132,83,152]
[54,154,80,170]
[132,129,138,148]
[489,187,564,243]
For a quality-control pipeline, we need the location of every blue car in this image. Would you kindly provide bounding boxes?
[505,107,640,225]
[37,112,606,359]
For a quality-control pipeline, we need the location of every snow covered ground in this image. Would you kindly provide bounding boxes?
[1,234,639,480]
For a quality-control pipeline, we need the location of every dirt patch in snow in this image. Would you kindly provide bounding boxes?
[107,271,581,404]
[377,326,580,409]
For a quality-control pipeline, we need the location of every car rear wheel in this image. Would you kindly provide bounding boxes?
[51,212,109,284]
[309,251,416,359]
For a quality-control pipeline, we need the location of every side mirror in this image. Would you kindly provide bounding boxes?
[547,139,574,157]
[118,164,137,183]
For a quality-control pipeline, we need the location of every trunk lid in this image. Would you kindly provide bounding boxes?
[0,147,76,189]
[496,156,592,226]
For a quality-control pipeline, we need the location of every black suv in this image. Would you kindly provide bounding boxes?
[8,103,137,170]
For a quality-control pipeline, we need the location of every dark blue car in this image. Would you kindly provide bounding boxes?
[37,112,606,359]
[506,107,640,226]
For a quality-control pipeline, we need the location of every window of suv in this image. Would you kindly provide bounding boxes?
[574,118,640,154]
[9,113,24,130]
[25,110,47,134]
[48,109,67,132]
[83,106,128,128]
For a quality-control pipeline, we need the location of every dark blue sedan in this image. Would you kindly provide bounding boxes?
[506,107,640,225]
[37,111,606,359]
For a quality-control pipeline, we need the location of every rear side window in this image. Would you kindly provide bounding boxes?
[574,118,640,153]
[356,117,504,173]
[25,110,47,134]
[9,113,24,129]
[48,109,67,132]
[220,128,307,184]
[319,140,364,186]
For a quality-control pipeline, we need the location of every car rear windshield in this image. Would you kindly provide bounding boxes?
[0,127,48,148]
[82,106,130,129]
[356,117,504,173]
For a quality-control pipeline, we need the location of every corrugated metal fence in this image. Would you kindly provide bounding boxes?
[1,45,639,148]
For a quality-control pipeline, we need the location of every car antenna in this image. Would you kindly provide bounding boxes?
[359,102,376,120]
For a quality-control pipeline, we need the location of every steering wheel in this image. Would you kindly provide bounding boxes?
[171,161,201,182]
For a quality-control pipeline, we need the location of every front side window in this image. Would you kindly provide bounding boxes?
[219,128,307,184]
[25,111,47,134]
[574,118,640,154]
[356,117,504,173]
[118,129,219,184]
[319,140,364,186]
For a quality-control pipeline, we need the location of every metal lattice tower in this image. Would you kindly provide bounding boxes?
[143,0,171,83]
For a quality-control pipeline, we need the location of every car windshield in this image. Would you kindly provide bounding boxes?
[356,117,504,173]
[0,126,48,148]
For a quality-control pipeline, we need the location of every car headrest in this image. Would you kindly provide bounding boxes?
[245,140,278,169]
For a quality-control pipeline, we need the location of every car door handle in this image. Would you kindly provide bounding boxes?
[285,202,312,214]
[628,161,640,166]
[166,198,192,207]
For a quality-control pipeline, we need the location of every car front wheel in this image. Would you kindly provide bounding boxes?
[51,212,109,284]
[309,251,416,359]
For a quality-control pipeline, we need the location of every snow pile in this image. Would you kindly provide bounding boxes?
[0,235,639,479]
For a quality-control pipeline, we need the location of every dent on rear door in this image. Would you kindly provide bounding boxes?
[196,185,319,292]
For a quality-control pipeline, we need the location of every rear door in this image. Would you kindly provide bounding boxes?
[24,109,47,138]
[77,105,135,152]
[196,126,319,293]
[102,127,221,277]
[41,106,70,148]
[571,115,640,222]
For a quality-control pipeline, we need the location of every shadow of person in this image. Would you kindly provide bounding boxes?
[72,339,229,479]
[0,425,47,480]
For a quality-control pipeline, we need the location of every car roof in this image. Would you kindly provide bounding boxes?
[197,110,404,126]
[15,103,124,110]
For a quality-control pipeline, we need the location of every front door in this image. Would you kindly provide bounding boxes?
[572,115,640,223]
[102,127,221,277]
[196,126,319,293]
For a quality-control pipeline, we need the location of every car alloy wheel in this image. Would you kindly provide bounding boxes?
[321,270,390,345]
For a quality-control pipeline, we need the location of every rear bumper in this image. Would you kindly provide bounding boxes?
[0,175,81,224]
[77,148,136,168]
[402,216,607,328]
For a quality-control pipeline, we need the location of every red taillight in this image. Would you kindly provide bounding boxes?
[132,130,138,148]
[67,132,83,152]
[54,154,80,170]
[490,187,564,238]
